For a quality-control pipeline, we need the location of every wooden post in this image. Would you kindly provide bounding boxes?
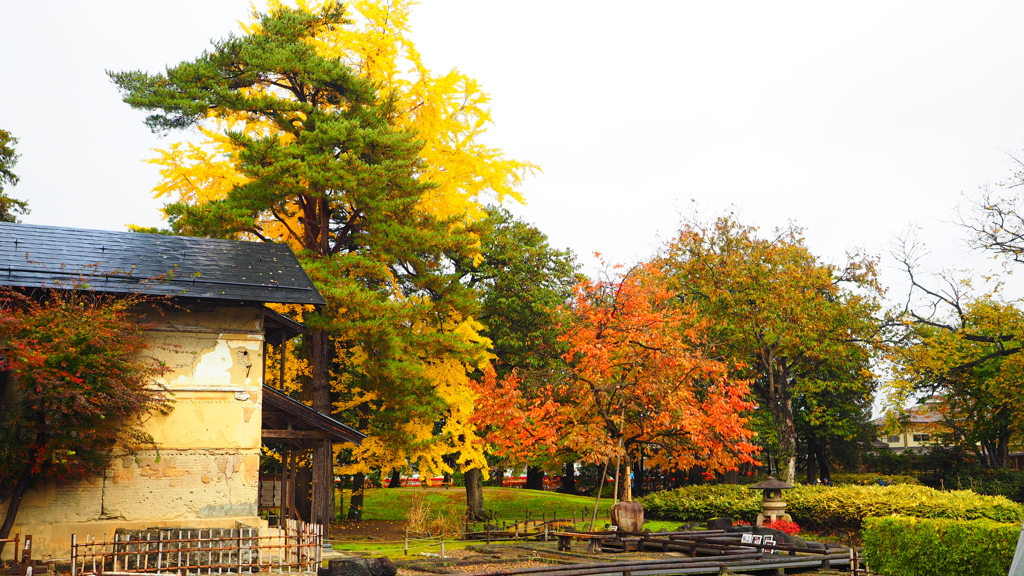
[18,535,32,576]
[404,528,409,556]
[590,460,610,531]
[440,533,445,559]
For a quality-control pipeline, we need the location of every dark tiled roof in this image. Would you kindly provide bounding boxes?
[0,222,325,305]
[262,385,365,444]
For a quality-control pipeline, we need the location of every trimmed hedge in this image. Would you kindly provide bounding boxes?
[830,472,919,486]
[862,516,1020,576]
[639,484,1024,528]
[920,468,1024,502]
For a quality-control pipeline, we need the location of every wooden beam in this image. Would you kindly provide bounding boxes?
[263,429,331,439]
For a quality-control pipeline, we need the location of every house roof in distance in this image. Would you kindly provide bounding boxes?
[0,222,325,306]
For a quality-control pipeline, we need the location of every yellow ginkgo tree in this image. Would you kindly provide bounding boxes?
[111,0,534,520]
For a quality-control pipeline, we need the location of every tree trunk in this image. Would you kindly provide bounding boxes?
[347,472,365,520]
[346,408,370,520]
[524,466,545,490]
[766,392,797,483]
[0,472,29,557]
[560,461,576,494]
[296,465,313,522]
[490,467,504,487]
[308,327,334,534]
[464,468,486,521]
[634,453,647,496]
[621,461,633,502]
[806,445,818,484]
[688,465,705,486]
[816,442,831,482]
[389,468,402,488]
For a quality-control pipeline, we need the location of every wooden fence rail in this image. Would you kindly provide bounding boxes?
[71,520,321,575]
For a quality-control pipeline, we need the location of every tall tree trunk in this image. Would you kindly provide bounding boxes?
[806,441,819,484]
[688,465,705,486]
[620,460,633,502]
[524,466,545,490]
[766,393,797,483]
[389,468,402,488]
[347,408,370,520]
[308,327,334,534]
[296,465,313,521]
[490,467,504,487]
[464,468,486,521]
[0,472,30,557]
[348,472,365,520]
[816,442,831,482]
[634,453,647,496]
[560,461,577,494]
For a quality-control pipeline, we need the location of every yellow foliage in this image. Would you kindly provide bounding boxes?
[151,0,535,230]
[145,0,522,480]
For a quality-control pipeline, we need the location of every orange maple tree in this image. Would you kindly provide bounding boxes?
[474,263,759,487]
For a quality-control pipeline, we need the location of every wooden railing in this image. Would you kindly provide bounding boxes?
[70,520,321,575]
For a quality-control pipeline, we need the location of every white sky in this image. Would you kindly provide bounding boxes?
[3,1,1024,299]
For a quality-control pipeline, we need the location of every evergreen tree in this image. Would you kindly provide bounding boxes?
[0,129,29,223]
[110,3,490,522]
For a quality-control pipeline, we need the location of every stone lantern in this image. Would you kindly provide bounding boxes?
[749,476,794,526]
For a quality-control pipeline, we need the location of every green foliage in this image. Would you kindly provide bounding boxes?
[640,484,1024,527]
[863,447,923,474]
[863,516,1019,576]
[641,485,761,521]
[920,468,1024,502]
[829,472,920,486]
[658,215,884,479]
[463,206,581,377]
[0,128,29,223]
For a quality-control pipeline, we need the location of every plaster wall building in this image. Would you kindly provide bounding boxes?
[0,223,361,560]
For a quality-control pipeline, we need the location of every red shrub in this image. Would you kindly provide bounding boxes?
[763,519,800,535]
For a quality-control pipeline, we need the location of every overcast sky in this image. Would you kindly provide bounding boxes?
[3,1,1024,298]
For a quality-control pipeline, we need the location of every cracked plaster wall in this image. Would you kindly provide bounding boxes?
[2,304,269,560]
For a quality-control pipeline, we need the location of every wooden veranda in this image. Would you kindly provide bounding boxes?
[260,310,365,537]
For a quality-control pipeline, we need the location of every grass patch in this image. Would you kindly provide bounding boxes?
[345,487,618,524]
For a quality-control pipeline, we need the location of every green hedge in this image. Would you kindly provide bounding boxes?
[920,468,1024,502]
[639,484,1024,528]
[863,516,1020,576]
[830,472,919,486]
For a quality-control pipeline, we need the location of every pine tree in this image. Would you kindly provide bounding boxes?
[110,2,491,521]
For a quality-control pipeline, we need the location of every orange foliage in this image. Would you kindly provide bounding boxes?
[474,264,760,473]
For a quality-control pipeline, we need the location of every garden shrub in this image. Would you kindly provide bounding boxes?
[830,472,919,486]
[862,516,1019,576]
[919,468,1024,502]
[641,484,760,521]
[639,484,1024,528]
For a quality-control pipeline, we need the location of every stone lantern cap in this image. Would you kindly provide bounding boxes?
[748,476,794,490]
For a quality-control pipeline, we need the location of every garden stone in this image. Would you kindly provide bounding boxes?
[329,558,372,576]
[707,518,734,530]
[611,501,645,532]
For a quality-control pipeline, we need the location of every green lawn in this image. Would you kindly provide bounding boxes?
[344,487,612,523]
[338,487,686,531]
